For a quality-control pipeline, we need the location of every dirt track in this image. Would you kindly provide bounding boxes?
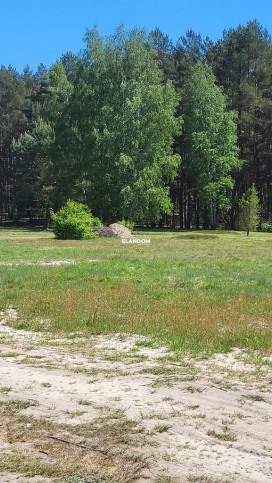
[0,312,272,482]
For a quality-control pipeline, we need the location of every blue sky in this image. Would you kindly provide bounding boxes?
[1,0,271,73]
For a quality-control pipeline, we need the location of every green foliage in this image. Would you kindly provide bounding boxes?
[12,118,55,216]
[43,61,73,122]
[3,21,272,231]
[0,65,44,219]
[237,186,260,236]
[91,216,103,228]
[261,221,271,232]
[211,21,272,222]
[183,62,240,228]
[51,200,99,240]
[117,219,135,231]
[50,25,181,223]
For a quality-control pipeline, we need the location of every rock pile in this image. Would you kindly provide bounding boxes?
[96,223,134,239]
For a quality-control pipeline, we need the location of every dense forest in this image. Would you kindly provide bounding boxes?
[1,19,272,229]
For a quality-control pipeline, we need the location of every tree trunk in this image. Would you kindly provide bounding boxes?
[179,181,183,229]
[210,201,217,230]
[43,204,51,230]
[195,195,200,230]
[185,192,191,229]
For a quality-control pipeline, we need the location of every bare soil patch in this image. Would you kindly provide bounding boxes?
[0,315,271,482]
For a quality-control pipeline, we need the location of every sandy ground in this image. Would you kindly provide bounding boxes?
[0,309,272,482]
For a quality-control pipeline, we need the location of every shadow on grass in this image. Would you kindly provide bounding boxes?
[0,221,46,232]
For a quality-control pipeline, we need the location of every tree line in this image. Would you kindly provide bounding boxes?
[1,20,271,229]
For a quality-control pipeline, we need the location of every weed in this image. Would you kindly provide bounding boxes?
[187,476,223,483]
[153,424,172,433]
[185,386,204,393]
[0,352,20,357]
[162,396,174,402]
[141,366,176,376]
[0,399,36,411]
[78,399,94,406]
[179,443,197,450]
[62,475,111,483]
[65,410,87,418]
[207,429,237,442]
[155,477,178,483]
[135,339,158,348]
[0,387,12,394]
[242,394,266,402]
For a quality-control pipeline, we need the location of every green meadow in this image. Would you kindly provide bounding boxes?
[0,226,272,355]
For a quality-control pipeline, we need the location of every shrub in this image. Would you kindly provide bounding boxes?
[261,221,271,232]
[51,201,100,240]
[117,219,135,231]
[92,216,103,228]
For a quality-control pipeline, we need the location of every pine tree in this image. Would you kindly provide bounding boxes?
[237,185,260,236]
[12,118,55,226]
[0,66,30,220]
[208,20,272,222]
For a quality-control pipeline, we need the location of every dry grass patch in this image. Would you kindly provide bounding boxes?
[0,398,148,482]
[155,477,178,483]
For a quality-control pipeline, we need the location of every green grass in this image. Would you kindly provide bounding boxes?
[0,387,12,394]
[153,424,172,433]
[0,226,272,355]
[0,399,35,411]
[207,429,237,442]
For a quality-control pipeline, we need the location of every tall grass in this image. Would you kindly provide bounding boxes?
[0,227,272,354]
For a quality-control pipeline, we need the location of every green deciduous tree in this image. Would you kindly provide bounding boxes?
[50,26,182,223]
[183,62,240,229]
[44,61,73,122]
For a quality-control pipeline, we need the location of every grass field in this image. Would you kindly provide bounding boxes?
[1,226,272,482]
[1,226,272,356]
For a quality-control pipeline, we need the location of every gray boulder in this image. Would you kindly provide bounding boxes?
[96,223,134,239]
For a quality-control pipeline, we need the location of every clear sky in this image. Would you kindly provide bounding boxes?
[1,0,272,73]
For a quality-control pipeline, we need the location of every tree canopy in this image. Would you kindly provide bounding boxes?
[49,26,181,223]
[1,20,272,230]
[183,62,240,228]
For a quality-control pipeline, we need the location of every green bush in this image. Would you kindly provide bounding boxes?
[51,200,101,240]
[92,216,103,228]
[117,219,135,231]
[261,221,271,232]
